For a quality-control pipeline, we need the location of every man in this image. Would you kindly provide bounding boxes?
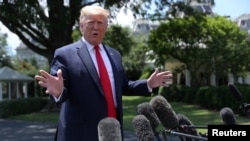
[35,5,172,141]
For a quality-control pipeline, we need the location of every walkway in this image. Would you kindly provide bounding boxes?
[0,119,183,141]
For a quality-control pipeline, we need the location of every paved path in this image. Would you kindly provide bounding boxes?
[0,119,56,141]
[0,119,184,141]
[0,119,140,141]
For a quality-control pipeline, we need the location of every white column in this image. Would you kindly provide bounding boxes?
[210,73,216,86]
[8,82,11,100]
[177,73,181,84]
[23,83,28,98]
[184,69,191,87]
[0,82,2,101]
[243,75,250,85]
[228,73,234,84]
[16,83,20,98]
[238,77,243,84]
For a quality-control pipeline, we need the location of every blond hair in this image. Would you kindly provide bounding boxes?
[79,5,109,23]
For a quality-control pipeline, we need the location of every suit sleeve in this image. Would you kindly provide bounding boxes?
[49,48,69,105]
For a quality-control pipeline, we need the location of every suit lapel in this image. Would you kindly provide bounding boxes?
[102,44,119,82]
[77,40,104,95]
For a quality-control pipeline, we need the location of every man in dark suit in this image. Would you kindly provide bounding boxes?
[35,5,172,141]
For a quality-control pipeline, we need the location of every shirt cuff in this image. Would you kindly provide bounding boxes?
[147,83,152,92]
[53,94,62,102]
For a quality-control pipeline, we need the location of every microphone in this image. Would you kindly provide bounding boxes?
[136,102,160,129]
[220,107,236,125]
[149,95,179,130]
[136,102,162,141]
[177,113,200,141]
[227,82,250,116]
[177,113,201,132]
[228,82,243,102]
[97,117,122,141]
[132,114,154,141]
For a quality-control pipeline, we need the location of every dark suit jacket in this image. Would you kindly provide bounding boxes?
[50,39,151,141]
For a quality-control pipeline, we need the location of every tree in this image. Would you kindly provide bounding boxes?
[122,33,149,80]
[0,33,12,67]
[205,16,250,85]
[0,0,129,64]
[104,24,133,56]
[104,24,149,80]
[0,0,215,65]
[147,15,250,86]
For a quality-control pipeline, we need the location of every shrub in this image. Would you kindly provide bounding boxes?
[0,97,48,118]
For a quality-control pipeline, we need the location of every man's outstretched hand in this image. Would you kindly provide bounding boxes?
[34,69,64,97]
[147,68,173,89]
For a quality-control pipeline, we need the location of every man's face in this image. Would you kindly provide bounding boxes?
[81,14,107,45]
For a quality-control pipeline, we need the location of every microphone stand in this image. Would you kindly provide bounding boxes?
[161,129,208,141]
[179,125,207,129]
[240,103,250,117]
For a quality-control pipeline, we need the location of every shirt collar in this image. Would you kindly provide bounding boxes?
[81,37,103,52]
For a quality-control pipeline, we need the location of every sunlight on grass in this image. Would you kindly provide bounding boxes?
[9,111,59,123]
[122,95,250,134]
[7,95,250,134]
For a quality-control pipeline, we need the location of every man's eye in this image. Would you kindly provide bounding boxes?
[87,22,94,26]
[98,22,104,26]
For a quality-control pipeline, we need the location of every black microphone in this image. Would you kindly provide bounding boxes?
[136,102,162,141]
[177,113,200,133]
[228,82,243,102]
[136,102,160,130]
[97,117,122,141]
[149,95,179,130]
[177,113,200,141]
[227,82,250,116]
[132,114,154,141]
[220,107,236,125]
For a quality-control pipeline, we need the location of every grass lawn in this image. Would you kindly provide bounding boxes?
[8,96,250,134]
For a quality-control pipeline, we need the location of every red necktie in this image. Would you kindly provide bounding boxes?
[94,45,116,118]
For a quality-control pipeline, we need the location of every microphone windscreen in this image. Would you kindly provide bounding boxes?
[132,115,154,141]
[98,117,122,141]
[177,113,199,136]
[228,82,243,102]
[220,107,236,125]
[177,113,193,126]
[149,95,179,129]
[136,102,160,129]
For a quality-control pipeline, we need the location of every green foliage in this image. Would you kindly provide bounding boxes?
[0,0,142,64]
[0,33,13,67]
[139,66,154,80]
[72,28,81,42]
[0,0,214,65]
[10,58,49,97]
[122,34,149,80]
[0,97,48,118]
[147,15,250,86]
[104,24,134,56]
[12,59,39,76]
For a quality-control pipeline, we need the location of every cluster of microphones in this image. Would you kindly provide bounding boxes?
[132,95,208,141]
[97,82,248,141]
